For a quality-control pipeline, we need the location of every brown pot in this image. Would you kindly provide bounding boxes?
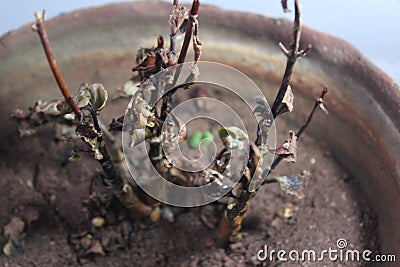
[0,1,399,263]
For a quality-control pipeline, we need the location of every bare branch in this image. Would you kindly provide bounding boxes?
[281,0,291,12]
[177,0,200,64]
[32,11,82,120]
[262,87,329,182]
[296,86,328,138]
[271,0,311,118]
[278,42,290,56]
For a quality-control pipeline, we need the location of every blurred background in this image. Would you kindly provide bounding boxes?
[1,0,399,84]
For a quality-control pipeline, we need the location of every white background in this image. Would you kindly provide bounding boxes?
[1,0,399,84]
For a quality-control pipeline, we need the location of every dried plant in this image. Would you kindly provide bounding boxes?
[9,0,329,260]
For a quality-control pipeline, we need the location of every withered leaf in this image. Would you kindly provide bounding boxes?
[271,171,309,199]
[192,18,202,62]
[275,84,294,116]
[57,83,108,114]
[274,130,297,162]
[169,5,189,36]
[85,239,105,257]
[254,95,270,117]
[132,44,173,79]
[115,80,140,99]
[76,124,103,160]
[10,100,68,137]
[218,126,248,150]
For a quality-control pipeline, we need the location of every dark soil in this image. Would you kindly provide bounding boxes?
[0,84,378,267]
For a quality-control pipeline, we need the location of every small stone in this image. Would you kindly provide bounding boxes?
[279,203,294,219]
[310,158,316,164]
[26,179,34,189]
[161,207,174,223]
[150,207,161,222]
[4,217,25,237]
[91,217,105,228]
[3,242,14,256]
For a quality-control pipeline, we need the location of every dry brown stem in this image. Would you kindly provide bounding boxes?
[32,11,82,120]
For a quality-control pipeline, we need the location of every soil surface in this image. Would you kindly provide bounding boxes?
[0,84,378,267]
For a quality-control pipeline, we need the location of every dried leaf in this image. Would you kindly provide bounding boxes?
[129,129,146,147]
[132,43,174,79]
[169,5,189,36]
[248,143,265,192]
[85,239,105,257]
[192,18,202,62]
[132,50,156,72]
[214,148,231,174]
[115,80,140,99]
[253,95,270,117]
[10,100,68,137]
[272,175,305,199]
[218,127,248,150]
[76,124,103,160]
[57,83,108,113]
[162,114,186,155]
[275,84,294,116]
[274,130,297,162]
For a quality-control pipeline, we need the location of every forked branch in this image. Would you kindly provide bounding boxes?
[271,0,311,118]
[262,87,329,181]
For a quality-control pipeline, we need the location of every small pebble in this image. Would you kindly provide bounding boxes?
[280,203,294,219]
[91,217,105,228]
[310,158,316,164]
[150,208,161,222]
[161,207,174,223]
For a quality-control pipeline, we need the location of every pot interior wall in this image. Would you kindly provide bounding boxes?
[0,1,399,258]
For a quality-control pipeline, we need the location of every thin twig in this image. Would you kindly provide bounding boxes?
[262,87,329,182]
[270,0,310,118]
[296,87,328,138]
[169,0,181,52]
[160,0,200,120]
[177,0,200,64]
[32,11,82,120]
